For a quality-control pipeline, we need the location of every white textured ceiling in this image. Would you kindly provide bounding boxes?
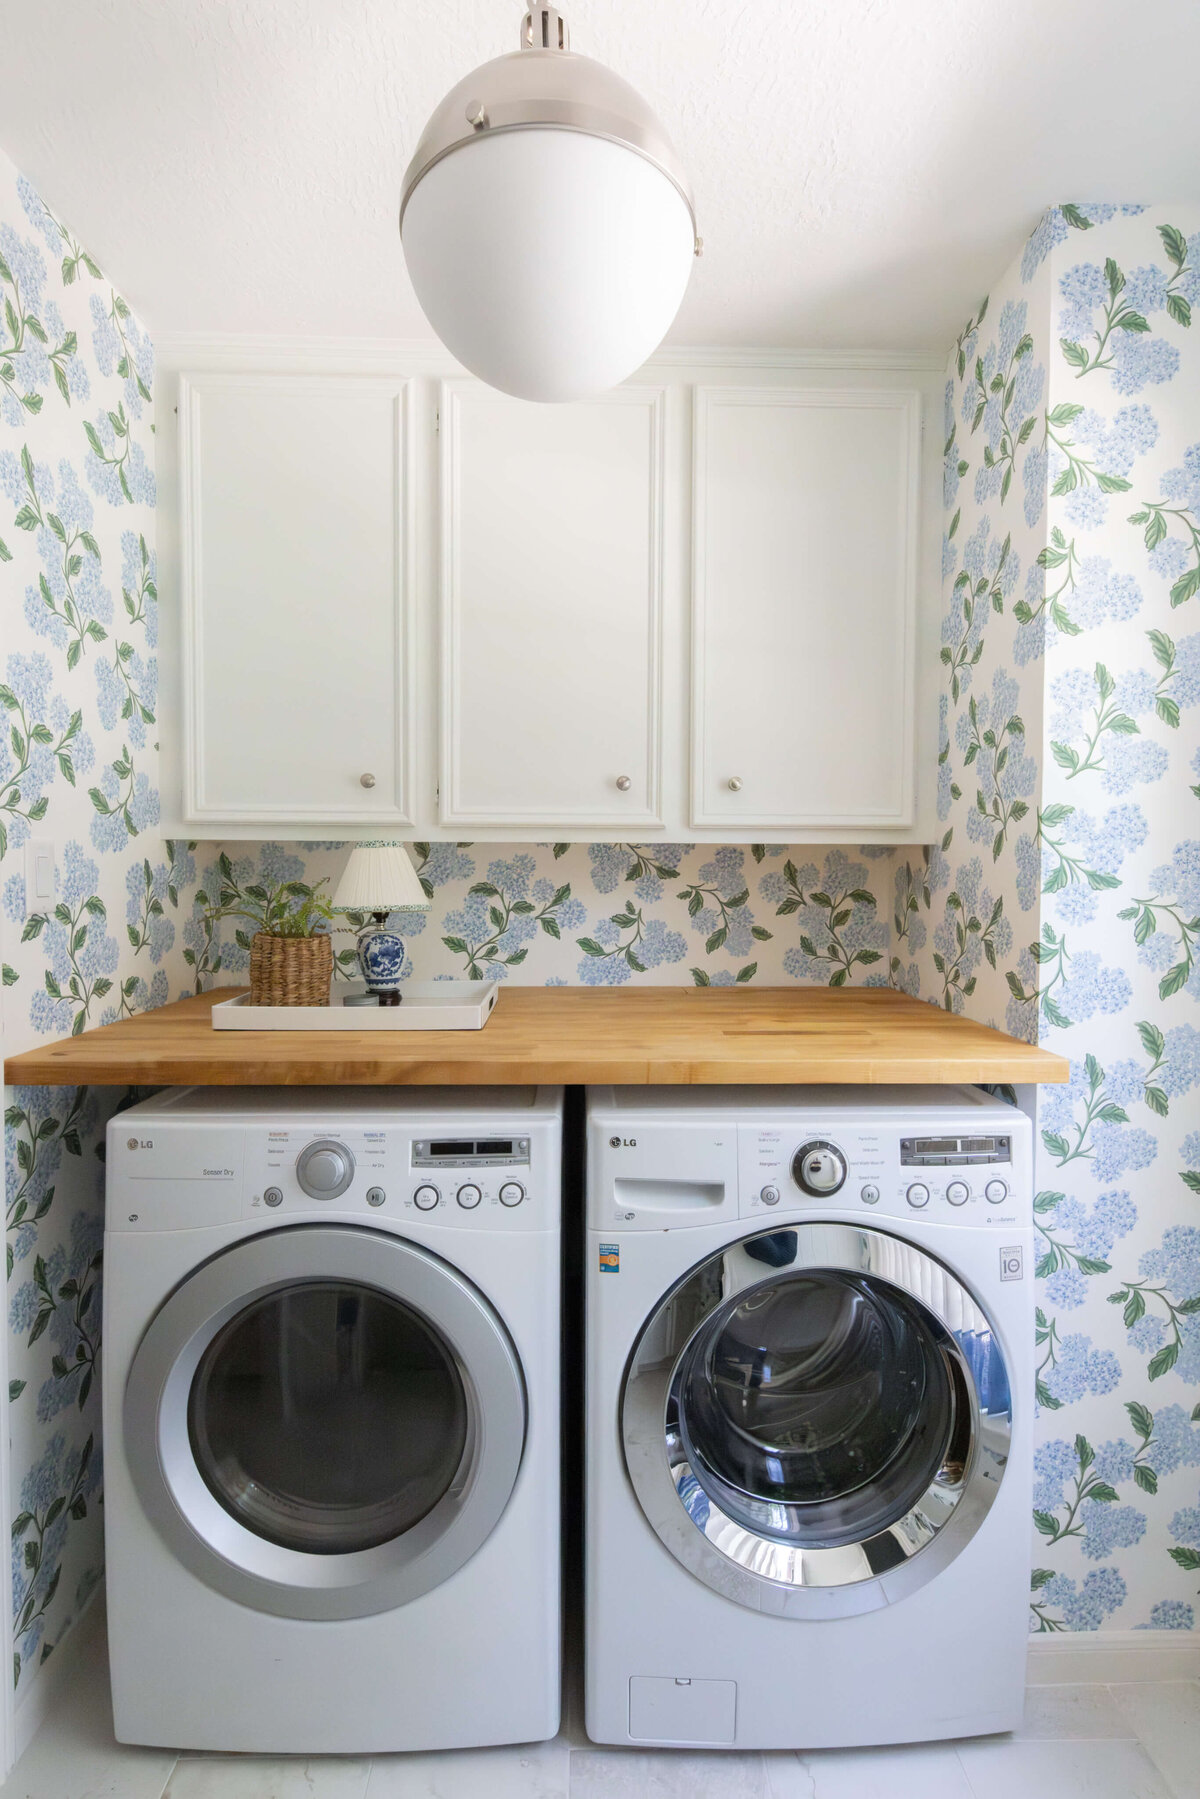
[4,0,1200,351]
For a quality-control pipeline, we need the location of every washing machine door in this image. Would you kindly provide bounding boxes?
[621,1221,1011,1617]
[125,1225,526,1620]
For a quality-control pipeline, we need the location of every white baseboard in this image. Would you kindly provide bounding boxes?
[11,1589,104,1769]
[1027,1628,1200,1686]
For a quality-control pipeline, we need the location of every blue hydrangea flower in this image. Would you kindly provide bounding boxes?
[1033,1438,1078,1510]
[1140,1602,1195,1631]
[1043,1333,1121,1405]
[1078,1499,1146,1560]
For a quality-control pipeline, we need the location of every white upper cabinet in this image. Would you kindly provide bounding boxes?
[178,374,412,826]
[691,386,922,831]
[162,355,937,841]
[438,381,664,829]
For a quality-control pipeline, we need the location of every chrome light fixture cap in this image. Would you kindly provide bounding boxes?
[399,8,697,242]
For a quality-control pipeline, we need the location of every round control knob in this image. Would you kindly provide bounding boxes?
[985,1179,1008,1205]
[457,1183,483,1209]
[296,1140,354,1199]
[413,1184,440,1211]
[906,1182,931,1209]
[366,1187,386,1208]
[760,1184,780,1206]
[499,1181,525,1207]
[860,1182,880,1205]
[792,1141,847,1197]
[946,1180,970,1207]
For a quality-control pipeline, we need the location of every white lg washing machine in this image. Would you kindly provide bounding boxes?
[585,1085,1033,1751]
[104,1085,562,1754]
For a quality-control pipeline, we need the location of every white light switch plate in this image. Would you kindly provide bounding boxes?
[24,839,55,909]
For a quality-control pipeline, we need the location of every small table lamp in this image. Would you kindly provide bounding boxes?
[331,842,430,1005]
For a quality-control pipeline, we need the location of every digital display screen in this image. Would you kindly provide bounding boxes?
[429,1140,476,1157]
[475,1140,515,1156]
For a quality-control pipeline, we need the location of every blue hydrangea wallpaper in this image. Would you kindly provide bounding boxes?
[897,202,1200,1635]
[5,145,1199,1726]
[0,148,202,1702]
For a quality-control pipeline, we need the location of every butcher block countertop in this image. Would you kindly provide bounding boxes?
[3,986,1068,1088]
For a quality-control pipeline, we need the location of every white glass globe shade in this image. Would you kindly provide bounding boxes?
[402,128,695,401]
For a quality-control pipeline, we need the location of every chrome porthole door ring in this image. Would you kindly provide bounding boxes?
[620,1220,1012,1619]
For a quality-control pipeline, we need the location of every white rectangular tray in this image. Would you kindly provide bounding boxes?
[211,981,500,1032]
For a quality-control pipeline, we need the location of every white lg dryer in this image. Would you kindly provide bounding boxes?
[585,1085,1033,1751]
[104,1085,562,1754]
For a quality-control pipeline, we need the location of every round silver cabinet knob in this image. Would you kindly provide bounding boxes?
[727,776,743,792]
[360,772,377,789]
[296,1139,355,1199]
[791,1140,847,1196]
[615,775,632,791]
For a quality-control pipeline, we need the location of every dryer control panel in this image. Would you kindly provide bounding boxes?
[109,1118,553,1233]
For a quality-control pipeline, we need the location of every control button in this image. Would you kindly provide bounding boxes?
[457,1183,483,1209]
[906,1182,930,1209]
[366,1187,386,1208]
[946,1180,970,1206]
[760,1184,781,1206]
[413,1184,440,1211]
[263,1186,283,1208]
[860,1182,880,1205]
[499,1181,525,1207]
[792,1140,848,1196]
[985,1179,1008,1205]
[296,1139,355,1200]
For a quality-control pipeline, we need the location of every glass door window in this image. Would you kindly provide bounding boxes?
[675,1272,963,1550]
[189,1280,469,1555]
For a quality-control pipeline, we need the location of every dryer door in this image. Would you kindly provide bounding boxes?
[125,1225,526,1620]
[621,1222,1011,1618]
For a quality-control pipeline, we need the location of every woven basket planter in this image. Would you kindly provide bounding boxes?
[248,932,333,1007]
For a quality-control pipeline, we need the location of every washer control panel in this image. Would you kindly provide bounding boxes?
[739,1118,1026,1228]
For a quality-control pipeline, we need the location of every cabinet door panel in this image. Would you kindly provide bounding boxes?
[440,382,663,829]
[181,375,410,825]
[691,387,920,831]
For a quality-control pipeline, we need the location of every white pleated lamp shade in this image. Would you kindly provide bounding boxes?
[332,842,430,914]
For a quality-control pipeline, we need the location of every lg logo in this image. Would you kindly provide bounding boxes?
[609,1136,637,1148]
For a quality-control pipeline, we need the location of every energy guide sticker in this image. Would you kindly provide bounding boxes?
[599,1243,619,1274]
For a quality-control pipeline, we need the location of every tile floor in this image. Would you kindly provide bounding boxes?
[4,1613,1199,1799]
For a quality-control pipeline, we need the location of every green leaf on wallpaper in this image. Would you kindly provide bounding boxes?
[735,964,757,983]
[690,968,710,986]
[1149,628,1176,668]
[1048,404,1084,428]
[1137,1021,1166,1060]
[1116,312,1150,334]
[1148,1342,1180,1381]
[1158,223,1189,268]
[1095,471,1132,493]
[1181,1172,1200,1194]
[1033,1191,1063,1214]
[1059,339,1089,370]
[1,965,16,987]
[1062,206,1094,231]
[1105,257,1125,299]
[948,508,960,540]
[1160,962,1191,999]
[1122,1289,1146,1329]
[1144,1087,1169,1118]
[1171,567,1200,607]
[1167,292,1192,328]
[1170,1547,1200,1571]
[1033,1510,1058,1538]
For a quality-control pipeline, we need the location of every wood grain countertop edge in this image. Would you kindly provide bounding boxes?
[2,986,1071,1087]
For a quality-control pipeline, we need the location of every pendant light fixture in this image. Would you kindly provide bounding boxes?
[399,5,699,403]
